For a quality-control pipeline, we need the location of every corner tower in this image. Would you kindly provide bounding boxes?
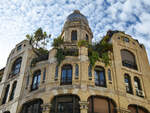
[61,10,93,46]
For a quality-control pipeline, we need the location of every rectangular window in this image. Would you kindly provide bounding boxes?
[43,68,46,82]
[71,30,77,41]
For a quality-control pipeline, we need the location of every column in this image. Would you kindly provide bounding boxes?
[79,101,89,113]
[41,103,51,113]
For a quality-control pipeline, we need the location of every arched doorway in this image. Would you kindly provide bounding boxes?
[88,96,117,113]
[50,95,80,113]
[128,104,149,113]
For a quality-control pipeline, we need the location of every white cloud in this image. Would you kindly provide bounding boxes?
[0,0,150,68]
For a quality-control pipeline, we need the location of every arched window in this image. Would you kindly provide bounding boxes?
[124,74,133,94]
[75,64,79,78]
[134,77,143,97]
[128,105,149,113]
[94,66,106,87]
[2,84,10,104]
[9,81,17,101]
[71,30,77,41]
[61,64,72,85]
[51,95,80,113]
[10,57,22,77]
[21,99,43,113]
[31,70,41,91]
[121,49,137,70]
[88,96,117,113]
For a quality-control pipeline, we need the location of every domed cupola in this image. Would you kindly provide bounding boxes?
[65,10,89,27]
[62,10,93,44]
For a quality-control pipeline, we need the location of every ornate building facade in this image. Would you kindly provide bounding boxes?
[0,10,150,113]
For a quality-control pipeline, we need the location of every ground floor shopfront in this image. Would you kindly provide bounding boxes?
[19,94,149,113]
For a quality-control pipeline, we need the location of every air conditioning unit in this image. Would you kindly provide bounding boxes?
[136,89,144,97]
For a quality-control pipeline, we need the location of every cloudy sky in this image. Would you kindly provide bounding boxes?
[0,0,150,69]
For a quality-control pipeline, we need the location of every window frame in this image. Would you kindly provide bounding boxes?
[71,30,77,41]
[124,74,133,94]
[31,70,41,91]
[9,81,17,101]
[61,64,72,85]
[94,66,106,87]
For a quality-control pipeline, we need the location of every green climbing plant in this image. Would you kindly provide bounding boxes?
[55,48,65,66]
[77,33,112,67]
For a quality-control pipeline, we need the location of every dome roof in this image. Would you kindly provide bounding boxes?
[66,10,88,25]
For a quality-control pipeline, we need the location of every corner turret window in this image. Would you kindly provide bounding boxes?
[10,57,22,78]
[121,49,137,70]
[31,70,41,91]
[71,30,77,41]
[61,64,72,85]
[94,66,106,87]
[124,74,133,94]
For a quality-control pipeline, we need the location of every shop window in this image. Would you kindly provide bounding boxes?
[21,99,43,113]
[88,96,116,113]
[51,95,80,113]
[128,105,149,113]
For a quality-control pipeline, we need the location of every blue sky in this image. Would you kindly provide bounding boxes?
[0,0,150,69]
